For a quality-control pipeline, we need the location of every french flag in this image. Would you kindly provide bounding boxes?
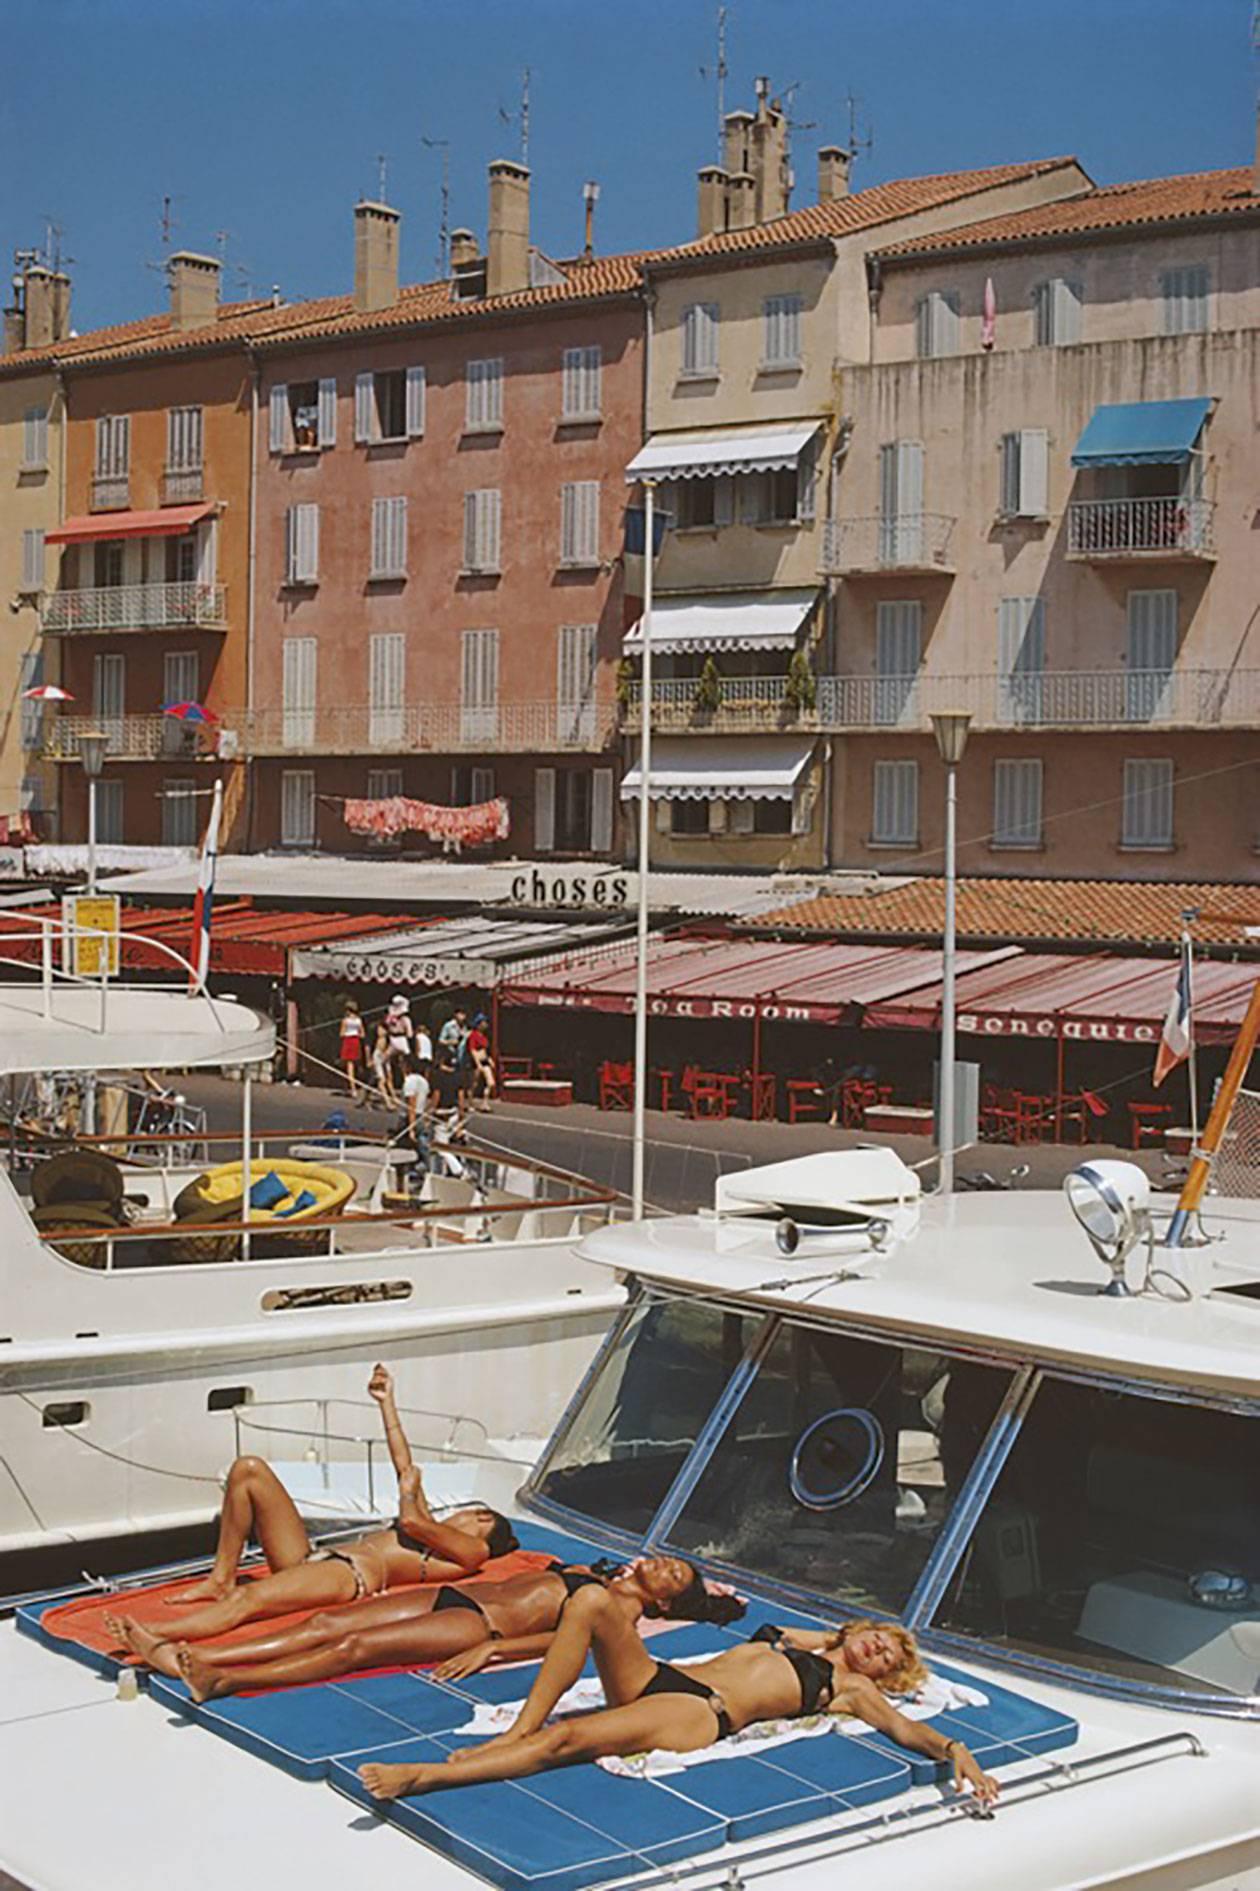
[190,778,222,993]
[1153,942,1193,1088]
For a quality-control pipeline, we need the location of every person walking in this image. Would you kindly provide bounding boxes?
[466,1012,496,1111]
[371,1019,398,1110]
[338,1000,366,1101]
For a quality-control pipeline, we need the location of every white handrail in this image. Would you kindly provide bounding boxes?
[0,924,232,1035]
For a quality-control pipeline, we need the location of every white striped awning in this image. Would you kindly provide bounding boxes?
[625,422,820,482]
[620,736,816,802]
[623,588,820,655]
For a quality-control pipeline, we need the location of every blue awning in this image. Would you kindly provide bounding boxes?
[1071,398,1211,468]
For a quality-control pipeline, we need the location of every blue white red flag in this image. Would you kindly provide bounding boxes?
[190,778,222,992]
[1153,940,1193,1088]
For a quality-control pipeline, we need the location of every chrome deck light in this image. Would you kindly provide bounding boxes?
[1064,1159,1152,1295]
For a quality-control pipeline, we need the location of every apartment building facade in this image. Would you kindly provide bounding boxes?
[826,166,1260,880]
[245,175,643,860]
[621,89,1091,871]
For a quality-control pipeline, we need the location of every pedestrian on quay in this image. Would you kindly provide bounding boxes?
[372,1019,398,1110]
[386,994,414,1059]
[432,1047,465,1144]
[338,999,366,1101]
[466,1011,496,1111]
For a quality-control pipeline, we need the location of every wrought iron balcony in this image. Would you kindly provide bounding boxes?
[1067,496,1215,560]
[241,700,618,756]
[162,466,205,504]
[42,715,198,763]
[620,677,819,734]
[41,581,227,634]
[821,513,957,576]
[815,667,1260,731]
[90,474,130,511]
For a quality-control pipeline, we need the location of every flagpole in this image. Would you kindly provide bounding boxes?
[191,776,223,994]
[1183,925,1198,1147]
[631,480,655,1222]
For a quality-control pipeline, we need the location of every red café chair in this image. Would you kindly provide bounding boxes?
[1129,1101,1171,1150]
[786,1080,824,1123]
[689,1070,732,1121]
[598,1060,634,1111]
[747,1073,777,1122]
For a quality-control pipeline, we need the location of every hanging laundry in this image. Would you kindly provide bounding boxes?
[341,795,510,854]
[0,812,35,845]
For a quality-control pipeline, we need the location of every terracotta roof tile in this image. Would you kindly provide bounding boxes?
[875,166,1257,260]
[748,877,1260,952]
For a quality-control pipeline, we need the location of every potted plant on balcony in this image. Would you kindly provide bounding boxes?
[692,656,722,722]
[615,656,635,712]
[784,648,817,719]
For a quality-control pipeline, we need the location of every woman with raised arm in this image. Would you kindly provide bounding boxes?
[105,1365,517,1650]
[110,1554,741,1704]
[358,1586,999,1808]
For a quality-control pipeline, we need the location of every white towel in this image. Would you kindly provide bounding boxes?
[453,1658,988,1779]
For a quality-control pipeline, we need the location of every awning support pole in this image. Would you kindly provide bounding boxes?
[752,1006,762,1119]
[1055,1026,1065,1143]
[241,1071,253,1262]
[631,480,655,1221]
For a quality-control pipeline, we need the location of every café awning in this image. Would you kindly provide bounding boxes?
[1070,398,1211,468]
[625,421,820,482]
[46,503,216,545]
[619,736,815,802]
[290,915,633,988]
[623,588,820,654]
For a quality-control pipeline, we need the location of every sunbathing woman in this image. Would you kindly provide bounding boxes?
[105,1365,517,1649]
[358,1582,999,1807]
[109,1553,742,1703]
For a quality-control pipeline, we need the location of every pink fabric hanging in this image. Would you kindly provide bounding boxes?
[981,277,997,351]
[342,795,510,853]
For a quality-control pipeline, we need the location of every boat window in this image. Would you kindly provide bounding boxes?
[933,1377,1260,1698]
[664,1321,1010,1616]
[531,1295,764,1538]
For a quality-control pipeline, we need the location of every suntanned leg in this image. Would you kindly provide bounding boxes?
[177,1609,485,1702]
[360,1696,715,1800]
[102,1613,182,1678]
[168,1457,311,1606]
[184,1590,443,1670]
[154,1556,360,1642]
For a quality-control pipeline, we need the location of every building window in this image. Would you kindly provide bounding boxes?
[269,379,335,453]
[871,760,918,845]
[462,489,502,573]
[997,596,1046,723]
[878,439,926,563]
[557,624,598,744]
[162,778,198,847]
[1126,589,1177,721]
[560,482,600,566]
[367,767,403,801]
[369,632,405,744]
[681,302,719,377]
[370,496,408,579]
[465,357,504,431]
[281,636,317,747]
[1161,265,1209,336]
[95,778,124,845]
[451,764,496,806]
[20,527,45,593]
[280,770,315,848]
[19,651,43,750]
[92,652,125,730]
[746,798,792,835]
[166,405,203,472]
[670,798,710,835]
[1032,278,1082,346]
[992,759,1043,848]
[915,290,961,358]
[874,600,922,724]
[460,628,499,743]
[94,415,130,481]
[561,346,601,420]
[21,406,48,471]
[675,479,717,529]
[1121,758,1174,850]
[284,504,320,585]
[354,366,424,444]
[999,429,1049,517]
[741,466,799,526]
[762,294,802,368]
[165,534,197,585]
[163,649,199,707]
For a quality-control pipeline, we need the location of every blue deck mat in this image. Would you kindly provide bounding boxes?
[855,1656,1079,1783]
[15,1596,118,1675]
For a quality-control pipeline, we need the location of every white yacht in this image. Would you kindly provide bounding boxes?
[1,1142,1256,1890]
[0,930,621,1573]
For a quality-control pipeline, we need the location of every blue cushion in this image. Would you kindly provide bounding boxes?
[274,1188,317,1219]
[248,1170,289,1210]
[653,1751,829,1842]
[855,1657,1079,1785]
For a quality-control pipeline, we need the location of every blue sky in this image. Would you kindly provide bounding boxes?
[3,0,1255,333]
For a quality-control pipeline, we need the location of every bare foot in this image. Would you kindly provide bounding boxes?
[164,1574,234,1607]
[175,1643,226,1704]
[358,1761,432,1800]
[103,1613,180,1676]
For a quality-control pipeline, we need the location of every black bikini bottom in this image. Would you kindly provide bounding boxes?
[432,1586,502,1637]
[639,1661,733,1740]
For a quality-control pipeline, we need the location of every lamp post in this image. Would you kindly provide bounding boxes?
[930,710,971,1198]
[78,729,108,896]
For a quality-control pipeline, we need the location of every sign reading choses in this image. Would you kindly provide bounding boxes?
[507,868,631,910]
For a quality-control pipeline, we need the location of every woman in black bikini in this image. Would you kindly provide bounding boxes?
[111,1554,742,1703]
[104,1365,516,1649]
[358,1583,1000,1807]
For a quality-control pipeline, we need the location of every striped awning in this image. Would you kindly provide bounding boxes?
[626,422,820,482]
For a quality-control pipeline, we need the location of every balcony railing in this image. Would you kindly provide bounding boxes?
[821,513,957,575]
[1067,496,1215,559]
[621,677,819,734]
[816,667,1260,731]
[41,581,227,634]
[163,466,205,503]
[242,700,618,756]
[90,474,130,511]
[43,715,174,762]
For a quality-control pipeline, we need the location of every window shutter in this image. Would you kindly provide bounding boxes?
[795,436,817,522]
[463,493,478,570]
[876,600,922,677]
[19,651,43,749]
[21,527,45,592]
[269,385,289,454]
[282,637,317,746]
[281,770,315,847]
[914,296,933,358]
[392,496,407,574]
[1123,758,1174,847]
[405,365,426,437]
[713,474,735,527]
[1000,432,1022,514]
[1056,279,1082,344]
[563,481,599,561]
[534,767,556,852]
[369,633,405,743]
[290,503,319,582]
[560,483,577,562]
[582,345,601,414]
[1019,429,1049,516]
[561,348,581,418]
[993,759,1042,846]
[23,406,48,468]
[998,596,1045,720]
[1127,590,1177,673]
[684,302,718,374]
[355,372,375,444]
[727,797,754,834]
[163,649,199,703]
[115,414,130,476]
[482,490,501,571]
[317,378,337,449]
[591,768,614,853]
[872,759,918,844]
[371,498,388,576]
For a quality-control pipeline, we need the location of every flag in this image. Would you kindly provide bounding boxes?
[1153,941,1193,1088]
[190,778,222,992]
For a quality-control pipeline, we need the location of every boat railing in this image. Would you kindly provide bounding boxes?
[0,920,232,1033]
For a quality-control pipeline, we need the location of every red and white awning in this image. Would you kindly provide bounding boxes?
[46,503,215,545]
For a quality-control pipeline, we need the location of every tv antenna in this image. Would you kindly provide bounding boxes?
[698,4,729,161]
[421,135,451,275]
[376,152,389,200]
[158,193,182,250]
[41,217,74,275]
[497,68,530,165]
[842,91,874,170]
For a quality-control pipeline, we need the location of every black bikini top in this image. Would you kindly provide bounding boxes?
[547,1560,607,1598]
[750,1623,835,1715]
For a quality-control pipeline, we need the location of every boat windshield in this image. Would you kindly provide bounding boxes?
[934,1375,1260,1699]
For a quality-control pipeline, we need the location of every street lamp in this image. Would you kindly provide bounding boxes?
[930,709,971,1197]
[78,729,108,896]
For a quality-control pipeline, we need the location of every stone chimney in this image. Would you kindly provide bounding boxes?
[726,171,757,231]
[168,251,220,332]
[2,304,23,355]
[487,160,530,298]
[20,265,72,349]
[748,79,790,221]
[450,228,479,269]
[722,110,755,178]
[818,145,851,203]
[353,200,401,313]
[696,165,729,238]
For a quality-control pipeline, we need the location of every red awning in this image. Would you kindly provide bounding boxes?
[0,904,403,980]
[863,951,1259,1046]
[46,503,216,546]
[498,936,1020,1025]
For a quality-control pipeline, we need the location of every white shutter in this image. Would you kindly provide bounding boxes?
[282,636,317,747]
[683,302,718,374]
[562,347,600,420]
[872,759,918,844]
[163,650,199,704]
[287,503,319,583]
[23,406,48,469]
[196,517,217,585]
[21,527,45,592]
[463,492,479,570]
[405,365,426,437]
[560,483,577,563]
[993,759,1042,846]
[369,632,405,744]
[561,481,599,563]
[875,600,921,722]
[795,436,817,523]
[481,489,501,571]
[534,768,556,852]
[269,385,289,454]
[1055,279,1082,344]
[1122,758,1174,848]
[1020,429,1048,515]
[880,440,924,562]
[114,414,130,476]
[466,358,504,429]
[1000,433,1021,514]
[460,628,499,741]
[1126,589,1176,720]
[19,651,43,749]
[591,768,614,853]
[998,597,1046,721]
[562,349,581,420]
[557,624,597,742]
[355,372,375,444]
[317,378,337,449]
[1162,266,1209,336]
[281,770,315,847]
